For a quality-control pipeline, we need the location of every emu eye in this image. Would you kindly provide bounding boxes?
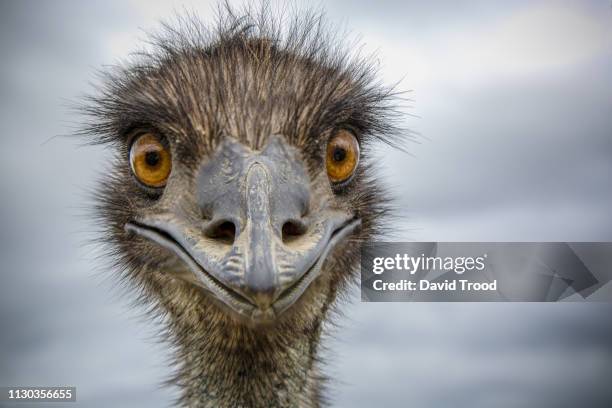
[326,130,359,184]
[129,133,172,188]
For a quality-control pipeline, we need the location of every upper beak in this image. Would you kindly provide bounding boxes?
[126,136,359,322]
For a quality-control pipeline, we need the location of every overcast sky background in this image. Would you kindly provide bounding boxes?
[1,1,611,407]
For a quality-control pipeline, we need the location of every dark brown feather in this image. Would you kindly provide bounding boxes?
[81,3,406,407]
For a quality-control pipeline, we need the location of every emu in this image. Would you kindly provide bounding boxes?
[83,5,404,407]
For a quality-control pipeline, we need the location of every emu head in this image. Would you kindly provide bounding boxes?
[85,12,400,330]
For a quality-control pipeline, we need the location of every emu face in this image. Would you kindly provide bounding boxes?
[88,22,396,328]
[126,131,359,323]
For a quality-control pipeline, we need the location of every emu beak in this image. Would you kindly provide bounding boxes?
[126,136,359,323]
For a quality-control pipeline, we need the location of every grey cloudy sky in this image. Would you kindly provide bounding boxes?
[1,1,611,407]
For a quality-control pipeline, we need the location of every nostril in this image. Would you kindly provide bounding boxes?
[205,220,236,245]
[282,220,307,244]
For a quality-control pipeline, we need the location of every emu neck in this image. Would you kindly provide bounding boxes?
[174,319,324,407]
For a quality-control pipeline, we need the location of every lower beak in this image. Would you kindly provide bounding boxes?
[126,215,359,321]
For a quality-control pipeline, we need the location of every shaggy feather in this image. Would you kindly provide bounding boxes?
[81,3,407,407]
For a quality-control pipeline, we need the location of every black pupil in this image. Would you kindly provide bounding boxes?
[333,147,346,162]
[145,151,160,167]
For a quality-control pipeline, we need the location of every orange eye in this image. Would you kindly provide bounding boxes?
[326,130,359,184]
[129,133,172,188]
